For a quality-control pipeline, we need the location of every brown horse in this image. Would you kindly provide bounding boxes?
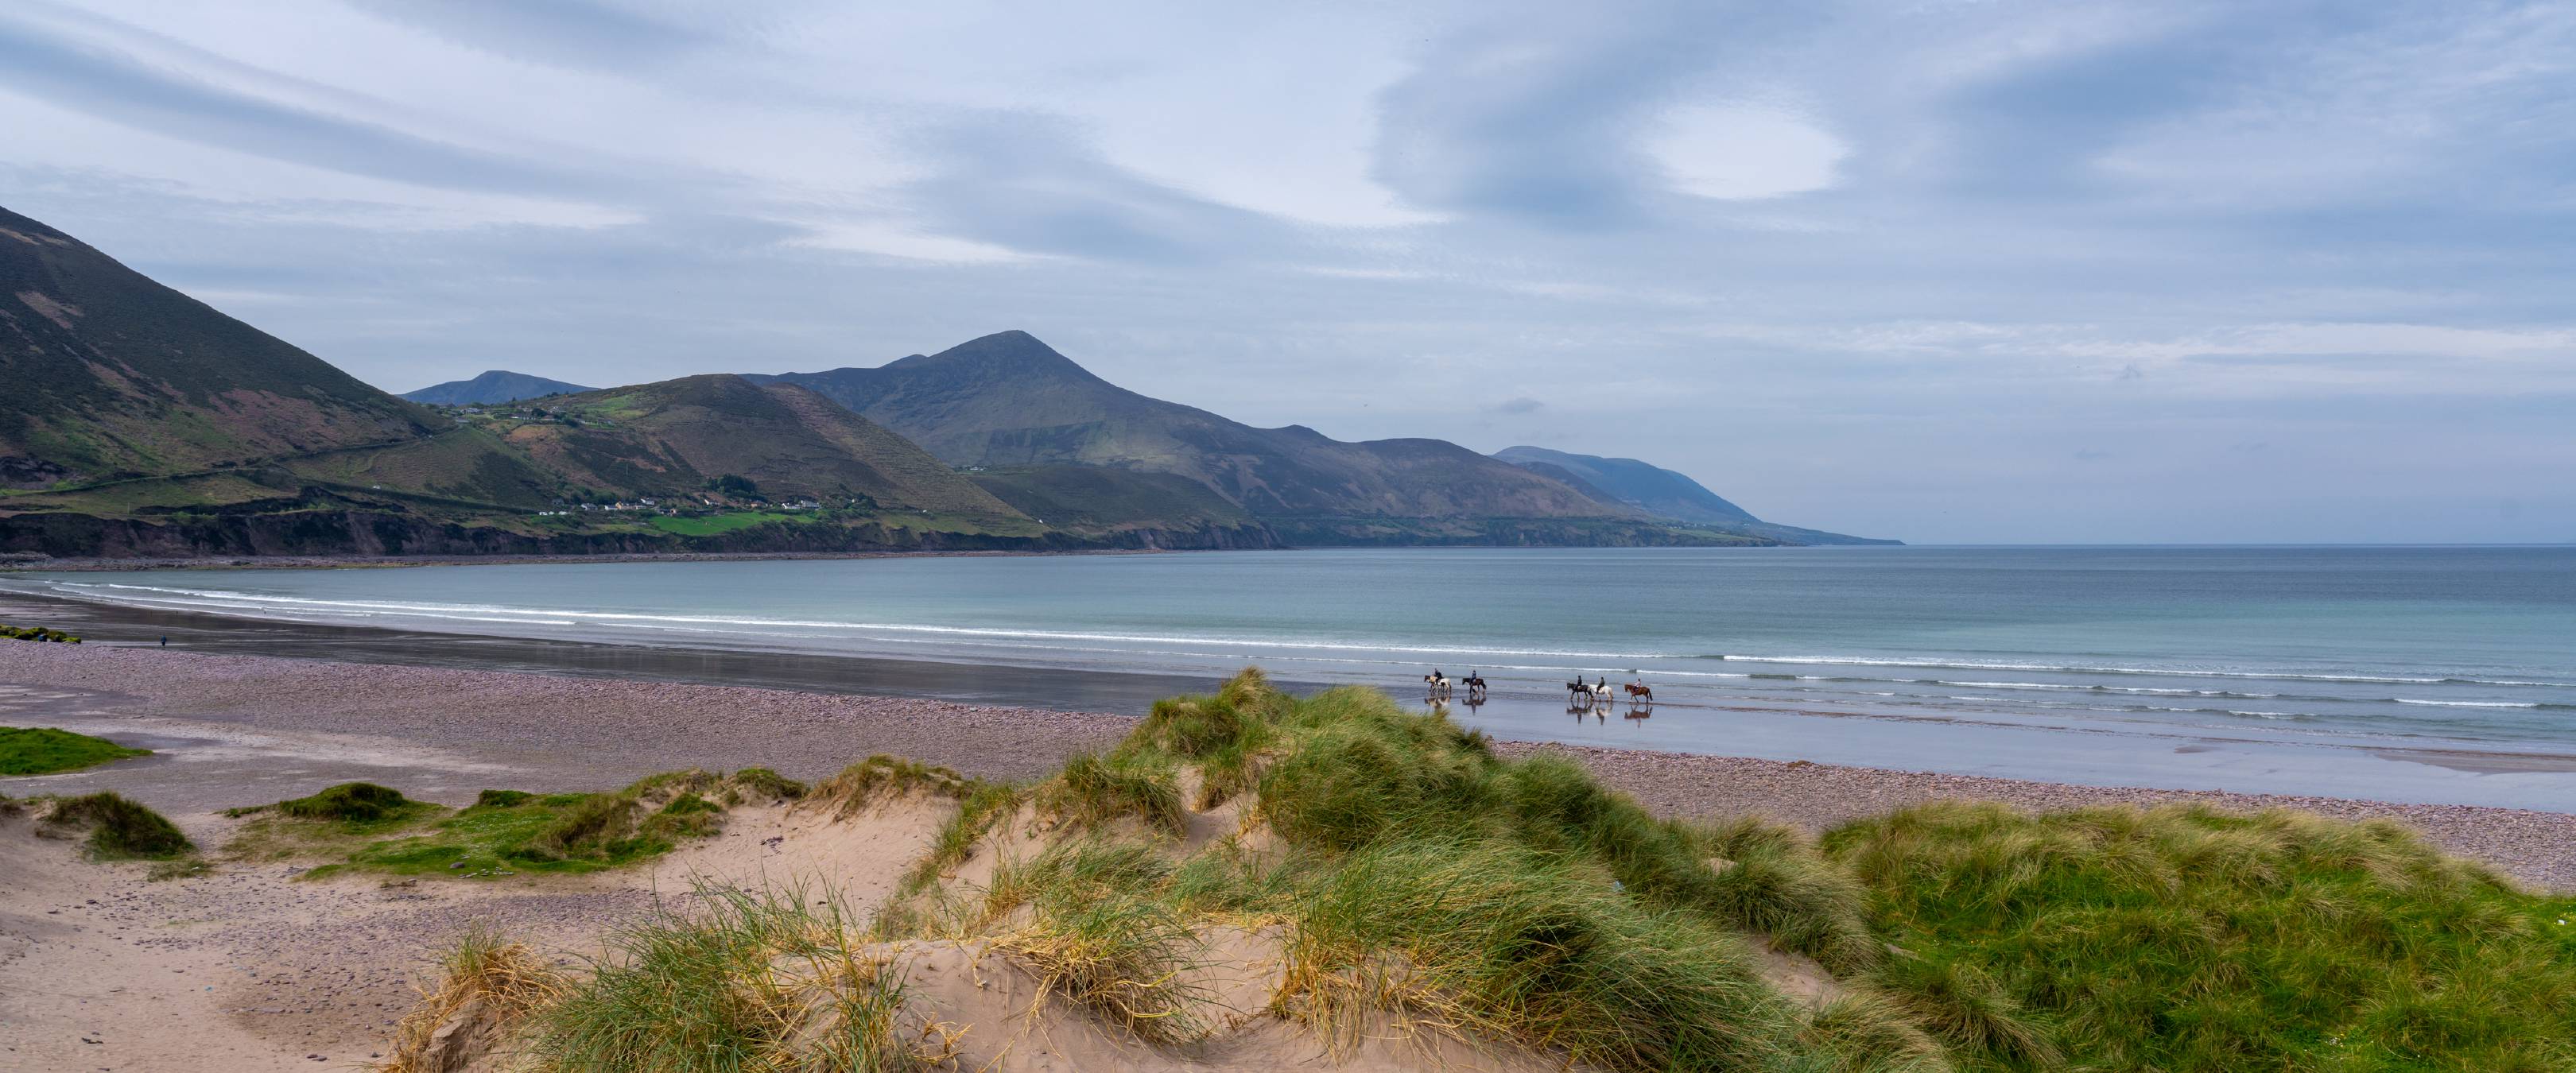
[1624,681,1655,703]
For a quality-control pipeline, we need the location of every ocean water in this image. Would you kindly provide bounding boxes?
[13,546,2574,805]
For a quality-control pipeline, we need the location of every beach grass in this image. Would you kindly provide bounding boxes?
[41,790,195,860]
[0,726,148,776]
[1825,800,2576,1071]
[1036,749,1186,836]
[863,670,1934,1072]
[536,885,921,1072]
[806,753,968,817]
[377,924,568,1073]
[302,770,774,879]
[367,668,2576,1071]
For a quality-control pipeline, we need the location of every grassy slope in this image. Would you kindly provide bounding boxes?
[508,376,1022,518]
[966,463,1261,533]
[0,206,434,484]
[0,726,147,775]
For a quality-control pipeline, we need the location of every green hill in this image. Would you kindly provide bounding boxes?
[758,331,1728,544]
[0,206,437,489]
[509,375,1022,517]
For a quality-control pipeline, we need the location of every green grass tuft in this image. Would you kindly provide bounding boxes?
[1038,750,1185,836]
[538,885,921,1071]
[1825,800,2576,1071]
[324,771,749,878]
[274,781,420,823]
[726,767,807,804]
[1282,836,1814,1072]
[0,726,148,775]
[43,791,194,859]
[0,623,83,643]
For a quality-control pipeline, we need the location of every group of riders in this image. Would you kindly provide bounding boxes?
[1420,670,1654,707]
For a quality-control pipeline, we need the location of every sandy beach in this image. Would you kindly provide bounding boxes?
[6,640,2576,1070]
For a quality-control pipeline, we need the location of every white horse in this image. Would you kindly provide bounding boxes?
[1423,672,1453,699]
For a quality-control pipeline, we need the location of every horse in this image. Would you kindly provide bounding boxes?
[1624,681,1655,703]
[1423,672,1453,699]
[1462,672,1488,699]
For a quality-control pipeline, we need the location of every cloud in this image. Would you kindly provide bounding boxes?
[343,0,707,72]
[0,6,601,199]
[1,0,2571,542]
[1649,102,1847,200]
[894,111,1304,264]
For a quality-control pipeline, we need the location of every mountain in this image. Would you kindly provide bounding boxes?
[0,207,1225,559]
[0,206,436,488]
[402,370,596,405]
[756,331,1743,545]
[1492,446,1897,545]
[965,464,1272,548]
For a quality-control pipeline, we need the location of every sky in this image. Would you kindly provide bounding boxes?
[2,0,2571,544]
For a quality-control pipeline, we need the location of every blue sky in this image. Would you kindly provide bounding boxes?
[2,0,2570,543]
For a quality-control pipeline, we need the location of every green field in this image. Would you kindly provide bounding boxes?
[648,511,809,536]
[0,726,149,776]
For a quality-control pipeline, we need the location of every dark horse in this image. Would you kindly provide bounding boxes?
[1462,672,1488,699]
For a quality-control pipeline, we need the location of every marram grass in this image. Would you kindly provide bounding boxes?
[363,668,2576,1072]
[1825,800,2576,1072]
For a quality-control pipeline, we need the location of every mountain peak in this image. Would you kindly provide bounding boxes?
[890,330,1101,382]
[402,369,597,406]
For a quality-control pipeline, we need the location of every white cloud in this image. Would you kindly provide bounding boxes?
[1649,101,1846,199]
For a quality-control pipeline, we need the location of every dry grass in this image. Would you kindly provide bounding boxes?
[804,755,970,818]
[376,926,568,1073]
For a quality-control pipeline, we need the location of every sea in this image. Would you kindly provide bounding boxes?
[9,546,2573,808]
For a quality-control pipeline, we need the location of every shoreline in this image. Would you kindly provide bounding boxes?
[5,642,2571,891]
